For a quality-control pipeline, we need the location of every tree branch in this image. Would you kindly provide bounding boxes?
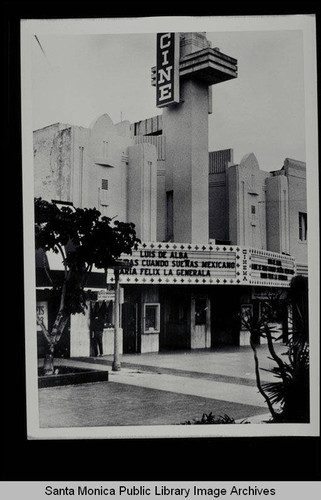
[249,334,279,420]
[56,243,67,277]
[264,324,288,384]
[54,315,70,345]
[36,313,51,345]
[42,252,53,285]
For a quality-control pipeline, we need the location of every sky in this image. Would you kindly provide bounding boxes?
[30,23,307,172]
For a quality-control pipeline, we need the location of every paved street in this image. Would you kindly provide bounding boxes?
[38,345,285,428]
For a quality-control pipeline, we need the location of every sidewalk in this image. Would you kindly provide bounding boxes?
[38,345,281,427]
[78,344,282,383]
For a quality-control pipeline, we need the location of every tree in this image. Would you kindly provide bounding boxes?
[239,279,309,423]
[262,276,309,422]
[35,197,140,374]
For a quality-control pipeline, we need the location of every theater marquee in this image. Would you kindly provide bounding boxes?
[106,243,296,287]
[156,32,180,107]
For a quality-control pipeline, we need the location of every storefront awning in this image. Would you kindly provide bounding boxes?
[35,249,106,289]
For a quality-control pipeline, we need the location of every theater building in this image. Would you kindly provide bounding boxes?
[34,32,307,357]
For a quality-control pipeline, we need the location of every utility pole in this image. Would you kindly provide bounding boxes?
[112,268,121,371]
[108,260,131,372]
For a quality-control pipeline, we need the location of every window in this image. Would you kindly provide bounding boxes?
[251,204,256,226]
[100,179,108,208]
[143,303,160,333]
[101,179,108,190]
[299,212,307,241]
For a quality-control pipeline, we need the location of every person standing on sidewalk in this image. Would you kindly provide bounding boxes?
[91,307,105,357]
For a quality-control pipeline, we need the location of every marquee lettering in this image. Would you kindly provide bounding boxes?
[156,33,180,107]
[160,33,171,49]
[115,245,295,286]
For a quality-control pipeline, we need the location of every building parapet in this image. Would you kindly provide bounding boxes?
[271,169,285,176]
[134,134,166,161]
[209,148,234,173]
[130,115,163,136]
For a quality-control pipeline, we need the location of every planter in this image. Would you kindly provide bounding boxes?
[38,366,109,388]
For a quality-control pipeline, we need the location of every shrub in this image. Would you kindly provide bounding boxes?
[262,336,309,423]
[239,277,310,423]
[181,413,236,425]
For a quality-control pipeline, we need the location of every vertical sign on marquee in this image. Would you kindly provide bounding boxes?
[156,33,180,107]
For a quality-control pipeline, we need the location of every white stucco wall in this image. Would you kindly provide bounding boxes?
[127,143,157,241]
[162,79,209,244]
[70,302,91,357]
[34,123,73,203]
[266,174,290,254]
[228,153,269,249]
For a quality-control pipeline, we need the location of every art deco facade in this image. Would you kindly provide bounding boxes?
[34,32,307,357]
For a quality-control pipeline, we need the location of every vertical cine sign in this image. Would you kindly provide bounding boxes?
[156,33,180,108]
